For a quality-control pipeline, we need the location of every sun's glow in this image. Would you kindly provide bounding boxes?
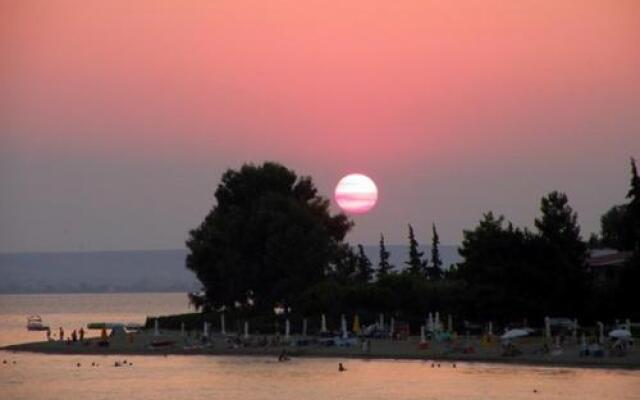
[334,174,378,214]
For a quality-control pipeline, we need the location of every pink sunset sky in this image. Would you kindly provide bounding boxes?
[1,0,639,252]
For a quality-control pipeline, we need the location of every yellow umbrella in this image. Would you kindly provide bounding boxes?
[353,314,361,334]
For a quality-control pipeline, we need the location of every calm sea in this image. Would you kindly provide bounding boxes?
[1,293,639,400]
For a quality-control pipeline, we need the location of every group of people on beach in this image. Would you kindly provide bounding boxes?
[46,326,85,344]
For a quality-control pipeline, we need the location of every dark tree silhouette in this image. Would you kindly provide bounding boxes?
[356,244,374,283]
[428,224,443,280]
[627,158,640,251]
[185,162,353,313]
[376,234,394,279]
[534,191,588,315]
[405,224,426,276]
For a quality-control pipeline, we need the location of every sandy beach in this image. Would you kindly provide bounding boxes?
[3,331,638,370]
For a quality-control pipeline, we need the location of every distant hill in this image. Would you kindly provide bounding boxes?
[0,245,461,294]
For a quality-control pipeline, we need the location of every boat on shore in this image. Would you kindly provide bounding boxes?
[26,315,49,331]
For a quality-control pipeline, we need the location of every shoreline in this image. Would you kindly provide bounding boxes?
[3,335,639,371]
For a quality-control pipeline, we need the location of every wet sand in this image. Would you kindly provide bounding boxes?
[3,332,638,370]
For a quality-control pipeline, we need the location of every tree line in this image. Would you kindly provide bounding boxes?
[186,160,640,330]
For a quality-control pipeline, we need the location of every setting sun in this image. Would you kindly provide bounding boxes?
[334,174,378,214]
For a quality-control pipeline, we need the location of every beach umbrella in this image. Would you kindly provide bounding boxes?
[154,318,159,336]
[321,314,327,332]
[420,325,426,344]
[244,321,249,339]
[379,313,384,330]
[598,321,604,344]
[353,315,361,335]
[488,321,493,336]
[285,319,290,340]
[302,318,308,337]
[427,312,434,332]
[500,329,529,340]
[220,313,226,335]
[608,329,631,339]
[180,322,185,337]
[544,316,551,339]
[448,314,453,332]
[341,314,348,339]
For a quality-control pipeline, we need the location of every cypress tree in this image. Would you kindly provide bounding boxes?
[356,244,374,282]
[429,224,444,280]
[377,234,394,279]
[405,224,426,275]
[627,158,640,250]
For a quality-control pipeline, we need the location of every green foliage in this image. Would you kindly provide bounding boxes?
[456,200,588,322]
[627,158,640,250]
[356,244,374,283]
[376,234,394,279]
[600,205,633,250]
[428,224,443,280]
[405,224,426,276]
[185,162,352,313]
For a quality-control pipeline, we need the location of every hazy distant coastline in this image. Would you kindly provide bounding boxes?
[0,246,461,294]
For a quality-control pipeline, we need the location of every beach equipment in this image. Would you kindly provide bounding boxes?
[609,329,631,339]
[500,329,529,340]
[353,315,361,335]
[420,325,426,344]
[544,316,551,339]
[434,312,441,332]
[244,321,249,339]
[427,312,434,332]
[220,313,226,334]
[285,319,290,340]
[302,318,308,337]
[390,317,395,337]
[321,314,327,332]
[341,314,348,339]
[154,318,160,336]
[598,322,604,344]
[203,321,209,338]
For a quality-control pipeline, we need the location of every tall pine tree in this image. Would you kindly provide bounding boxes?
[627,158,640,251]
[429,224,444,280]
[377,234,394,279]
[534,191,588,314]
[356,244,374,282]
[405,224,426,275]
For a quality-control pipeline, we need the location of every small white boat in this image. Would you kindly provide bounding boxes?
[27,315,49,331]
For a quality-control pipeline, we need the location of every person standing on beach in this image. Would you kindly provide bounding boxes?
[46,328,51,341]
[59,327,64,341]
[79,327,85,342]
